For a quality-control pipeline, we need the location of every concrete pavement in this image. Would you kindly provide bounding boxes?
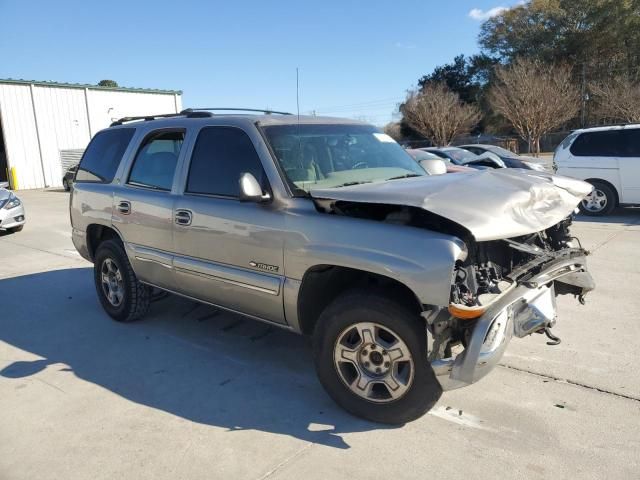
[1,189,639,480]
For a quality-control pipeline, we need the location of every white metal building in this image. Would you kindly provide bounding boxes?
[0,79,182,190]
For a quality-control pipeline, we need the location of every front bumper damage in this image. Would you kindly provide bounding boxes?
[431,250,594,391]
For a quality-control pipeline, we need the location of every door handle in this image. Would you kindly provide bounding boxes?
[175,209,192,226]
[117,201,131,215]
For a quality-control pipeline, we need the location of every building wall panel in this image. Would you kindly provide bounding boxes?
[32,86,90,187]
[87,91,181,135]
[0,81,182,190]
[0,84,43,189]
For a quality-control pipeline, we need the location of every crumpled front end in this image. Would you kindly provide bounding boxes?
[427,216,594,390]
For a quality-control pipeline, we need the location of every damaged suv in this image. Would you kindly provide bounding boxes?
[70,110,595,424]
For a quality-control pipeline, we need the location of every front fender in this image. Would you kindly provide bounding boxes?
[284,214,465,307]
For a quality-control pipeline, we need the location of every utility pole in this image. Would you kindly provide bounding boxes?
[580,63,587,128]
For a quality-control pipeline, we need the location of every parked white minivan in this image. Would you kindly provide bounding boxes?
[555,124,640,216]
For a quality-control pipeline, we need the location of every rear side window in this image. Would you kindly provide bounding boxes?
[76,128,135,183]
[570,130,622,157]
[186,127,265,197]
[619,129,640,157]
[128,131,184,191]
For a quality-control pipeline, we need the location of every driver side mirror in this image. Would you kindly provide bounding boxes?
[239,172,271,203]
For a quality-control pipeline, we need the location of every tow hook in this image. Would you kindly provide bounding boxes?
[578,294,586,305]
[543,327,562,346]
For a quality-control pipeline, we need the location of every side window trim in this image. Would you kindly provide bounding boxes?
[182,125,271,199]
[124,128,186,193]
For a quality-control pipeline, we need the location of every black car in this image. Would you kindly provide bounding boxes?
[62,164,78,191]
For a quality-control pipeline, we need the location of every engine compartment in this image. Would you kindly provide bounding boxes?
[450,216,577,309]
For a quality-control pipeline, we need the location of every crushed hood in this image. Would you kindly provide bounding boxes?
[310,169,592,241]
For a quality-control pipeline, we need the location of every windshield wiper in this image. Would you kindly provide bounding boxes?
[333,181,372,188]
[386,173,423,181]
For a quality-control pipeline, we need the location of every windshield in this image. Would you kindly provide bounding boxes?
[483,145,517,157]
[262,124,425,193]
[441,148,477,163]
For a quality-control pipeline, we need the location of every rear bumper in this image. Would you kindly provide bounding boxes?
[432,252,593,391]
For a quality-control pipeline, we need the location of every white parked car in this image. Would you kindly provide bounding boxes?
[0,182,26,233]
[555,124,640,216]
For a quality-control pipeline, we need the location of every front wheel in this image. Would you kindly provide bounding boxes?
[313,291,442,424]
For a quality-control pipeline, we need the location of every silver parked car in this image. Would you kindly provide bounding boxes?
[0,182,25,233]
[70,109,594,424]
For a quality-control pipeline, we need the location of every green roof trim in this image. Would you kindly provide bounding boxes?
[0,78,182,95]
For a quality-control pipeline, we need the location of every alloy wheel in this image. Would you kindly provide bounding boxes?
[101,258,124,307]
[581,188,608,213]
[333,322,414,403]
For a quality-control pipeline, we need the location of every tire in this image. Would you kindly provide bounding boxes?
[579,181,616,216]
[93,239,150,322]
[63,178,70,191]
[9,225,23,233]
[313,290,442,424]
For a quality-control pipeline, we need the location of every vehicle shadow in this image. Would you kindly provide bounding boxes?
[574,208,640,226]
[0,268,396,449]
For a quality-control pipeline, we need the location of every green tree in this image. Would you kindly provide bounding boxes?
[417,54,499,105]
[97,79,118,88]
[480,0,640,82]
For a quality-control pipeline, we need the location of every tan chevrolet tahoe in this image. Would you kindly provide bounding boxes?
[70,108,595,424]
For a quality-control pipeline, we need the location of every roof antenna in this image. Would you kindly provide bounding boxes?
[296,67,300,121]
[296,67,303,178]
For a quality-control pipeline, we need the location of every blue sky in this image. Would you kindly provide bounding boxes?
[0,0,519,125]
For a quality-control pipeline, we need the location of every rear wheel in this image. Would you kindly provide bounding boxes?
[313,291,441,424]
[579,181,616,216]
[94,239,150,322]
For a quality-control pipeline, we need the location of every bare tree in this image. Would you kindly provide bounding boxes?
[383,122,403,141]
[489,58,580,155]
[401,83,481,146]
[590,76,640,123]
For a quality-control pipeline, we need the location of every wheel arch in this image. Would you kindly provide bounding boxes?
[86,223,124,261]
[296,264,425,336]
[584,178,620,206]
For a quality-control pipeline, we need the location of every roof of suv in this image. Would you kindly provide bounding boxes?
[108,112,368,130]
[572,123,640,134]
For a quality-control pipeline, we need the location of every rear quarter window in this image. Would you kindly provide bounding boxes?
[619,128,640,157]
[76,128,135,183]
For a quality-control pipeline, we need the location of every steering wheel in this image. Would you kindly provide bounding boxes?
[352,161,369,169]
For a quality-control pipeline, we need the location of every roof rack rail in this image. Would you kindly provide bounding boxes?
[110,110,216,126]
[110,106,292,127]
[110,112,185,126]
[183,107,293,115]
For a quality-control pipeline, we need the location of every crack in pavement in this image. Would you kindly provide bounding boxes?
[256,442,314,480]
[498,363,640,402]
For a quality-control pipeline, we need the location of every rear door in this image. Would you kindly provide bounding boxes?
[618,128,640,203]
[565,130,622,190]
[172,126,286,323]
[111,129,185,289]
